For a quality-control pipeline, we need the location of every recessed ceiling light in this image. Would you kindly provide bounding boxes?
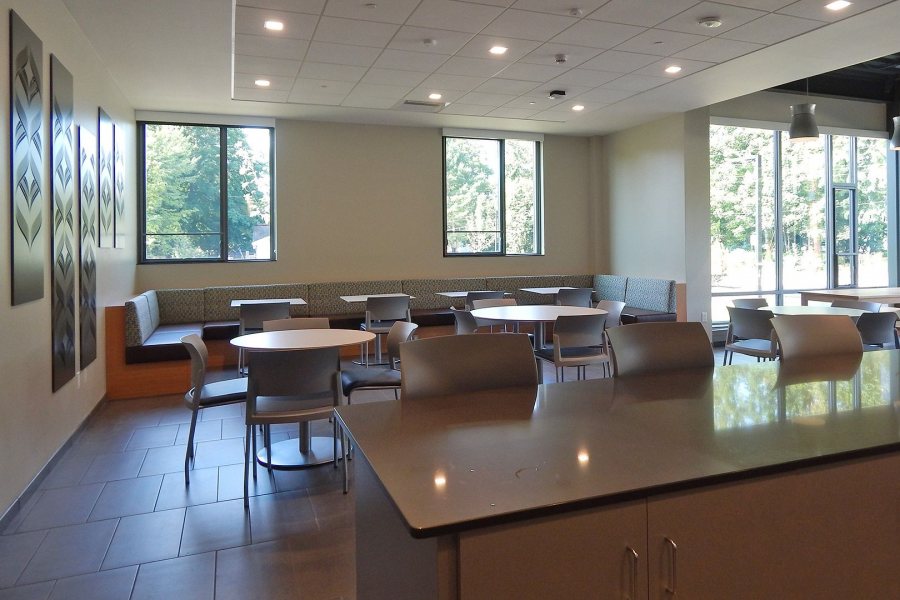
[572,104,585,111]
[697,17,722,28]
[428,92,442,100]
[489,46,508,55]
[254,79,271,87]
[825,0,851,10]
[665,65,683,74]
[263,20,283,31]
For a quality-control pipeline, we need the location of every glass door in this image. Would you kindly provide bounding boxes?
[831,187,857,287]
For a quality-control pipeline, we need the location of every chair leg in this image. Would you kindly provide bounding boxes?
[184,409,199,485]
[243,425,251,509]
[252,429,258,481]
[333,418,339,470]
[265,425,272,474]
[342,428,349,494]
[722,350,728,366]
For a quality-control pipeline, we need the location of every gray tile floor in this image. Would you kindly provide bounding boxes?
[1,350,747,599]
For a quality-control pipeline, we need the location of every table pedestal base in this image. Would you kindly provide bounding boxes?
[257,436,338,469]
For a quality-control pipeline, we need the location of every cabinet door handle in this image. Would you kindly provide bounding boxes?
[626,546,639,600]
[664,537,678,596]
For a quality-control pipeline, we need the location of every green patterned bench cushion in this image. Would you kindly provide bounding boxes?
[593,274,627,303]
[156,288,205,324]
[402,278,488,310]
[624,277,676,313]
[203,283,310,322]
[560,274,594,289]
[307,280,404,316]
[487,275,566,305]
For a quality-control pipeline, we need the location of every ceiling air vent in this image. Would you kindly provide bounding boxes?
[395,99,445,112]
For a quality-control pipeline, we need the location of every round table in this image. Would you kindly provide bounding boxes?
[470,305,606,349]
[231,328,375,469]
[766,306,866,318]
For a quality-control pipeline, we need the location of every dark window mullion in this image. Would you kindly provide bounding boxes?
[219,127,228,261]
[499,140,506,255]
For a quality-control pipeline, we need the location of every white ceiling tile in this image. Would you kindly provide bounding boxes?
[519,43,603,68]
[497,61,568,82]
[510,0,610,17]
[481,9,579,42]
[288,89,346,105]
[299,62,367,82]
[486,106,540,118]
[464,0,516,7]
[716,0,793,9]
[236,0,325,15]
[290,78,356,102]
[437,56,510,77]
[530,110,573,121]
[588,0,698,27]
[614,28,709,56]
[672,37,764,62]
[234,54,301,77]
[387,26,475,55]
[574,86,636,104]
[777,0,893,22]
[440,103,493,116]
[554,99,602,113]
[234,73,294,90]
[362,68,430,87]
[600,73,668,91]
[323,0,421,24]
[234,34,309,60]
[341,94,397,108]
[422,73,487,91]
[313,16,399,47]
[474,78,538,94]
[545,67,621,87]
[457,91,518,106]
[234,6,319,39]
[503,94,559,110]
[233,87,291,102]
[656,2,768,36]
[719,12,824,44]
[632,57,715,77]
[406,0,505,33]
[406,86,465,103]
[456,35,542,62]
[374,49,449,71]
[580,49,659,73]
[304,41,380,66]
[351,82,413,99]
[551,20,646,49]
[526,83,594,99]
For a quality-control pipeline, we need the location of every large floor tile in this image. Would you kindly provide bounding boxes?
[156,468,219,511]
[138,445,189,478]
[192,438,245,470]
[37,454,95,490]
[307,485,354,523]
[80,450,147,484]
[248,490,316,544]
[0,531,47,588]
[175,419,221,445]
[16,484,104,533]
[180,500,250,557]
[125,424,179,451]
[0,581,53,600]
[216,463,276,502]
[88,476,163,521]
[47,566,137,600]
[101,508,185,570]
[214,539,300,600]
[68,428,134,457]
[18,520,118,585]
[130,552,215,600]
[199,404,242,422]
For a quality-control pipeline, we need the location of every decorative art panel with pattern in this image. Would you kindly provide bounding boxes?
[79,126,98,368]
[98,107,113,247]
[114,123,125,248]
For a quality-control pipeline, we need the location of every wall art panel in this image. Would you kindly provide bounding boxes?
[50,55,76,391]
[10,11,44,305]
[79,127,98,369]
[114,123,125,248]
[98,107,113,247]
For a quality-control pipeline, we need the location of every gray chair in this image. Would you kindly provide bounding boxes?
[595,300,626,328]
[400,333,538,401]
[450,307,478,335]
[465,291,505,310]
[181,334,247,485]
[606,322,713,377]
[243,347,341,507]
[555,287,593,308]
[854,312,899,350]
[237,302,291,375]
[770,315,863,360]
[341,321,419,405]
[723,306,778,364]
[733,298,768,309]
[471,298,517,331]
[831,299,882,312]
[262,317,330,331]
[535,313,609,381]
[361,295,411,366]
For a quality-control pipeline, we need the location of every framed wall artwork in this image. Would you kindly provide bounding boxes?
[79,126,98,369]
[98,107,113,248]
[10,11,44,305]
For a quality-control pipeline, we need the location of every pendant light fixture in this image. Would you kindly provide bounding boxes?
[789,79,819,142]
[890,116,900,151]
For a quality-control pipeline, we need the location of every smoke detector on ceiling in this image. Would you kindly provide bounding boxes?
[697,16,722,28]
[555,54,568,64]
[548,90,566,99]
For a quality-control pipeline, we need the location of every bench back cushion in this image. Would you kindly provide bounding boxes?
[402,278,488,310]
[307,280,404,316]
[203,283,310,322]
[156,288,205,324]
[624,277,676,313]
[485,275,566,305]
[124,293,158,347]
[593,274,627,303]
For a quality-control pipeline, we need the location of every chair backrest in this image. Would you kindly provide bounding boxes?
[854,311,898,347]
[181,334,208,405]
[386,321,419,367]
[553,313,607,349]
[555,287,593,308]
[246,348,340,416]
[263,317,330,331]
[595,300,626,327]
[770,314,863,360]
[239,302,291,334]
[471,298,517,309]
[831,299,882,312]
[726,306,775,341]
[465,291,505,310]
[606,322,713,377]
[732,298,768,309]
[400,334,538,400]
[366,295,411,322]
[450,307,478,335]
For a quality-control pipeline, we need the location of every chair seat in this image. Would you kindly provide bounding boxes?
[341,368,401,393]
[725,339,776,358]
[248,395,335,425]
[535,346,608,367]
[361,321,399,334]
[185,378,248,408]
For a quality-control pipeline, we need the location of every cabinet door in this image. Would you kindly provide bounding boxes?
[647,453,900,600]
[459,500,646,600]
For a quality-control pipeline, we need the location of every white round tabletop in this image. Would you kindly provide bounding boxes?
[470,305,605,322]
[230,329,375,350]
[767,306,865,318]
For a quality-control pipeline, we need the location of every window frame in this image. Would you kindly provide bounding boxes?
[442,134,543,257]
[137,120,276,264]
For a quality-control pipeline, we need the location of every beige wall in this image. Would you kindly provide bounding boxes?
[135,121,596,290]
[0,1,136,517]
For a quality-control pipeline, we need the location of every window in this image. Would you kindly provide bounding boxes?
[139,122,274,262]
[443,134,542,255]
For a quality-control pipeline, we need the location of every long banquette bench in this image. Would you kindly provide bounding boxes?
[106,274,679,399]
